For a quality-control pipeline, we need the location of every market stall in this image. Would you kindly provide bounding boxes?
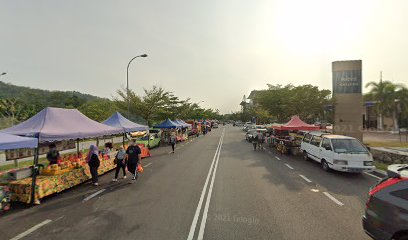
[269,116,319,155]
[102,112,150,152]
[1,107,123,204]
[0,133,38,211]
[173,119,191,141]
[153,119,182,143]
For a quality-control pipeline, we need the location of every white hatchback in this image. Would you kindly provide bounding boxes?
[300,132,375,173]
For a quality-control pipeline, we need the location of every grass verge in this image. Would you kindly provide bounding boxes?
[364,141,408,148]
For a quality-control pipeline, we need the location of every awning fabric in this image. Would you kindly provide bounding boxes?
[0,133,38,150]
[1,107,123,142]
[273,116,320,131]
[153,119,182,129]
[174,119,191,128]
[103,112,149,132]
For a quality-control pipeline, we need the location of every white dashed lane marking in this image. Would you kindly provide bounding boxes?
[364,172,382,180]
[323,192,344,206]
[285,164,294,170]
[83,189,106,202]
[299,174,312,183]
[10,219,52,240]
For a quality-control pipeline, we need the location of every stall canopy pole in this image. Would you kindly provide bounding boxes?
[122,132,125,148]
[30,139,40,206]
[76,138,80,155]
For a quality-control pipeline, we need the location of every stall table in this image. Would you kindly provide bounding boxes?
[9,155,116,204]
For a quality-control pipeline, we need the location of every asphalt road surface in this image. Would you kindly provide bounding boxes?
[0,126,379,240]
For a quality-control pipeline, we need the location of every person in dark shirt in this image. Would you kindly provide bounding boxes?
[125,140,141,183]
[46,143,60,165]
[87,145,100,186]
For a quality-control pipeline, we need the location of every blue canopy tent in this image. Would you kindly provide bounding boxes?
[103,112,149,147]
[153,119,182,129]
[103,112,149,132]
[0,132,38,150]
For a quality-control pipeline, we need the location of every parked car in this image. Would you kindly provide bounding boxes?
[235,121,243,127]
[212,123,219,128]
[300,132,375,173]
[136,133,161,149]
[363,164,408,240]
[246,128,267,142]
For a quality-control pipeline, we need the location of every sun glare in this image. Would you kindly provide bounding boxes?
[268,0,367,58]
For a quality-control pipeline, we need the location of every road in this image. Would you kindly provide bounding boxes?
[0,126,379,240]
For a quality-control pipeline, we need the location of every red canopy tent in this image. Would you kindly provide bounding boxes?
[273,116,320,131]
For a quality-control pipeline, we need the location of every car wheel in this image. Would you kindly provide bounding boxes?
[303,151,309,161]
[321,160,330,172]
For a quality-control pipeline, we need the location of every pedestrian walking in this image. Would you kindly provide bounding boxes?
[170,132,176,153]
[112,146,127,182]
[252,135,258,150]
[125,140,141,183]
[87,145,100,186]
[256,130,264,150]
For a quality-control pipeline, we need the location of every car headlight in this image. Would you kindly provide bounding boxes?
[333,160,348,165]
[364,161,373,166]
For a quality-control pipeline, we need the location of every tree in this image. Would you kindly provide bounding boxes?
[0,98,28,126]
[253,84,331,123]
[115,86,172,126]
[365,81,407,131]
[78,99,119,122]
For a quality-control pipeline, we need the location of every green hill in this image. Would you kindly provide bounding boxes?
[0,81,113,128]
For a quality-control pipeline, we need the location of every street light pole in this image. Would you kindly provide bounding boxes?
[127,54,148,119]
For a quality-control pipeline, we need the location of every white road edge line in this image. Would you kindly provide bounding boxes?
[10,219,52,240]
[144,163,152,168]
[299,174,312,183]
[197,130,224,240]
[285,164,294,170]
[83,189,106,202]
[187,130,224,240]
[275,156,281,161]
[323,192,344,206]
[364,172,382,180]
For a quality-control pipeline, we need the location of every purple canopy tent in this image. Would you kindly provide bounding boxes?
[1,107,123,142]
[0,132,38,150]
[1,107,123,205]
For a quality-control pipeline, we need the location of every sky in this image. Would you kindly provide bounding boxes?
[1,0,408,113]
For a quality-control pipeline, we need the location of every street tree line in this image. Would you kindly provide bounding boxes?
[0,81,220,128]
[227,80,408,130]
[229,84,332,124]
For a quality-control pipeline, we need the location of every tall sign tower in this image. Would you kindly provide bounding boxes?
[332,60,363,141]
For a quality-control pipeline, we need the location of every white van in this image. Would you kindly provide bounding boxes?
[300,132,375,173]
